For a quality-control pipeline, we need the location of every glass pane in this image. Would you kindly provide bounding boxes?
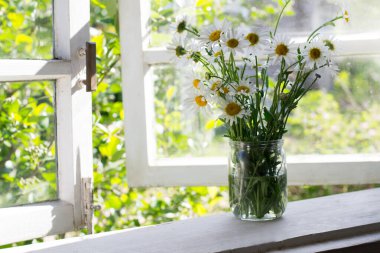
[0,1,53,59]
[0,81,57,207]
[149,0,380,47]
[153,64,226,158]
[153,57,380,158]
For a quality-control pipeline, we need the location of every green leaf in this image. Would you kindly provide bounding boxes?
[166,86,176,100]
[205,119,223,130]
[91,0,106,9]
[105,195,122,209]
[7,13,24,29]
[264,107,274,122]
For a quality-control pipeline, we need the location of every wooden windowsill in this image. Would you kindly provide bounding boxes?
[3,188,380,253]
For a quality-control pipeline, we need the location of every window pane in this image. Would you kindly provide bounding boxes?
[153,57,380,158]
[0,81,57,207]
[149,0,380,47]
[0,1,53,59]
[153,64,226,158]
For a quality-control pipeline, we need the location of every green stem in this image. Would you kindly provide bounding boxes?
[273,0,292,37]
[307,16,344,42]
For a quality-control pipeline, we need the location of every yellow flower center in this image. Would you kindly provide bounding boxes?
[344,10,350,23]
[217,87,230,96]
[236,85,250,93]
[275,43,289,56]
[226,38,239,48]
[214,51,222,57]
[309,48,321,60]
[209,30,221,42]
[211,81,221,91]
[194,95,207,107]
[193,79,201,89]
[246,33,259,46]
[225,102,241,116]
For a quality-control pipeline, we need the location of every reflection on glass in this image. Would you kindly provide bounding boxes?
[0,1,53,59]
[149,0,380,47]
[0,81,57,207]
[153,58,380,158]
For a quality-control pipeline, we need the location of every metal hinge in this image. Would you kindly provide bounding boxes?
[81,178,101,234]
[77,42,97,92]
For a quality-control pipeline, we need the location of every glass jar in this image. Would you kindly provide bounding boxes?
[228,140,287,221]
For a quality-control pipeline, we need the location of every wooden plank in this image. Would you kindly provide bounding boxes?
[0,60,71,82]
[270,232,380,253]
[3,188,380,253]
[0,201,74,246]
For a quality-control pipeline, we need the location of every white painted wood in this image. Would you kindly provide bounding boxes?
[4,188,380,253]
[119,0,154,185]
[0,201,74,245]
[0,0,92,245]
[143,48,172,65]
[287,154,380,185]
[127,154,380,187]
[54,0,92,229]
[327,33,380,57]
[0,60,71,82]
[143,34,380,65]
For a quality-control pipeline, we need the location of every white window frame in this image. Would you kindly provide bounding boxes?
[0,0,92,245]
[120,1,380,187]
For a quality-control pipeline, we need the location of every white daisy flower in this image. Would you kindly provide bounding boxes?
[172,15,189,34]
[240,26,269,57]
[188,38,204,53]
[199,19,231,46]
[183,89,212,117]
[303,40,330,69]
[167,34,188,64]
[204,44,224,62]
[186,38,206,64]
[219,97,247,125]
[207,78,222,94]
[221,28,249,56]
[184,70,204,91]
[231,82,257,95]
[315,60,339,78]
[204,78,231,98]
[217,85,231,97]
[267,35,297,65]
[321,36,339,56]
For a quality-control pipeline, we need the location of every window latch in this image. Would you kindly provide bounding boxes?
[81,177,101,234]
[78,42,97,92]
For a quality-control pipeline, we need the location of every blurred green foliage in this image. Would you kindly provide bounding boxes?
[0,81,56,208]
[0,0,52,59]
[0,0,379,248]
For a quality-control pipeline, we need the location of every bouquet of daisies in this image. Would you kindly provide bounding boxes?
[169,0,349,142]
